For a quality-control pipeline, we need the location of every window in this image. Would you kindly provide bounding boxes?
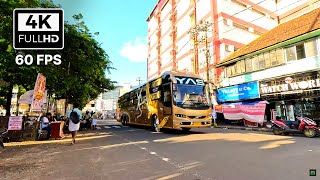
[162,83,171,107]
[226,66,232,77]
[258,54,265,69]
[235,61,240,74]
[245,58,252,72]
[264,52,271,68]
[305,39,318,57]
[231,64,236,76]
[296,43,306,60]
[240,60,246,73]
[270,50,277,66]
[252,56,259,71]
[285,46,296,62]
[276,48,284,64]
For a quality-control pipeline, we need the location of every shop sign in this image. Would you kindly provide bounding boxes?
[260,74,320,95]
[8,116,23,130]
[217,81,260,102]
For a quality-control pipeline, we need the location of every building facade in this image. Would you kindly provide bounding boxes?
[215,8,320,123]
[147,0,319,83]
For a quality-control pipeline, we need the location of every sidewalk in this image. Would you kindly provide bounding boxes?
[214,124,272,132]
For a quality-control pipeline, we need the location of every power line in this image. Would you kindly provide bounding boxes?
[160,0,306,69]
[158,0,270,68]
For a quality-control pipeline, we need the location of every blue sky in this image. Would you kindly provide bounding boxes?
[53,0,158,86]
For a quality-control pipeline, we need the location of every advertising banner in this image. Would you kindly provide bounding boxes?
[30,73,46,111]
[217,81,260,102]
[222,101,267,124]
[8,116,23,130]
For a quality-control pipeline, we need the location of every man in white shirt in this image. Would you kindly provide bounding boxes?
[42,113,51,140]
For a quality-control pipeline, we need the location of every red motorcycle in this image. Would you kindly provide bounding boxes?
[271,116,319,138]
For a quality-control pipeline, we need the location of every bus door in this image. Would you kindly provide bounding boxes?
[160,82,173,127]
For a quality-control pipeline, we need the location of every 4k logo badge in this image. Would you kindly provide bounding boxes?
[13,8,64,50]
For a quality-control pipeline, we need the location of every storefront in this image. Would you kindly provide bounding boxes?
[217,81,267,127]
[260,71,320,124]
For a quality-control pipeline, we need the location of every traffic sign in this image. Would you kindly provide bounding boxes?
[13,8,64,50]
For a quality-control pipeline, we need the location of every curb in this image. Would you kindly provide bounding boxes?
[215,125,272,132]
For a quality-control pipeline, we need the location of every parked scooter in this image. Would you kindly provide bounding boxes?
[0,129,8,148]
[271,116,319,138]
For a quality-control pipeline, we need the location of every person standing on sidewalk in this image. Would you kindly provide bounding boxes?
[67,104,82,145]
[91,112,98,130]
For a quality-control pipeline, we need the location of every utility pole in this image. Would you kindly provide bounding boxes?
[136,77,142,86]
[189,20,213,83]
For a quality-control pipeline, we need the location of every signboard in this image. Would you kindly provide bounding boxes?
[260,72,320,96]
[31,73,46,111]
[222,101,267,124]
[13,8,64,50]
[175,76,205,86]
[8,116,23,130]
[217,81,260,102]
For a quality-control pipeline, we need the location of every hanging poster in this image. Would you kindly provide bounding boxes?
[8,116,23,130]
[30,73,46,111]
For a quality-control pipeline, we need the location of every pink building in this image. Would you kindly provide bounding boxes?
[146,0,319,84]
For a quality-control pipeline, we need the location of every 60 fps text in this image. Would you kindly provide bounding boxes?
[15,54,61,65]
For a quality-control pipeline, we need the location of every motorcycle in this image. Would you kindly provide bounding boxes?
[271,116,319,138]
[0,128,8,148]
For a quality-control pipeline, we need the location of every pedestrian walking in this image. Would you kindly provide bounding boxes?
[91,112,98,130]
[68,104,82,145]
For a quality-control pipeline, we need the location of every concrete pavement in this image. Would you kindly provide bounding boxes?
[1,120,319,180]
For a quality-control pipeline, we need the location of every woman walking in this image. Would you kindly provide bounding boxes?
[68,104,82,145]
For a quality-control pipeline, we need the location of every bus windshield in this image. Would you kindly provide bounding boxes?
[173,84,210,109]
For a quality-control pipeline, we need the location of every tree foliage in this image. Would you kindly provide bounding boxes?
[0,0,115,112]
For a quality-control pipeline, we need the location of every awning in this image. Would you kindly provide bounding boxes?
[18,90,47,104]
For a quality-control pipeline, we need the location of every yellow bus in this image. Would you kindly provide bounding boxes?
[116,71,212,132]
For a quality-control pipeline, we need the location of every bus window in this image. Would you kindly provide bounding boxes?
[162,83,172,107]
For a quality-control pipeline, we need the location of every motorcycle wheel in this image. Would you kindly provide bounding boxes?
[272,127,283,135]
[303,128,317,138]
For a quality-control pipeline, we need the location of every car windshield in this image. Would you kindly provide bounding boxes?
[173,84,210,109]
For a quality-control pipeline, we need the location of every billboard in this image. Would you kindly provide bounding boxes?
[217,81,260,102]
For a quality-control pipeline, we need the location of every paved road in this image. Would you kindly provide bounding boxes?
[1,120,320,180]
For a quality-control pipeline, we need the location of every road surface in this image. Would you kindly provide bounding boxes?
[1,119,319,180]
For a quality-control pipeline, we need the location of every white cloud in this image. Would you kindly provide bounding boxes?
[120,37,148,63]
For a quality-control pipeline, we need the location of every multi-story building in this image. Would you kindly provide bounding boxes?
[215,8,320,123]
[146,0,319,83]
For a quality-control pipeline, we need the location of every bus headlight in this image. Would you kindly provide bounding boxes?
[175,114,186,118]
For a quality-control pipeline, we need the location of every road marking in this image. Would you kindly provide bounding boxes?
[127,129,137,132]
[156,173,183,180]
[150,152,157,155]
[96,127,101,130]
[122,126,129,128]
[140,147,146,150]
[308,149,313,152]
[162,158,169,162]
[104,126,111,129]
[113,126,121,128]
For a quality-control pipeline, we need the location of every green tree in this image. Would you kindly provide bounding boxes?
[0,0,115,114]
